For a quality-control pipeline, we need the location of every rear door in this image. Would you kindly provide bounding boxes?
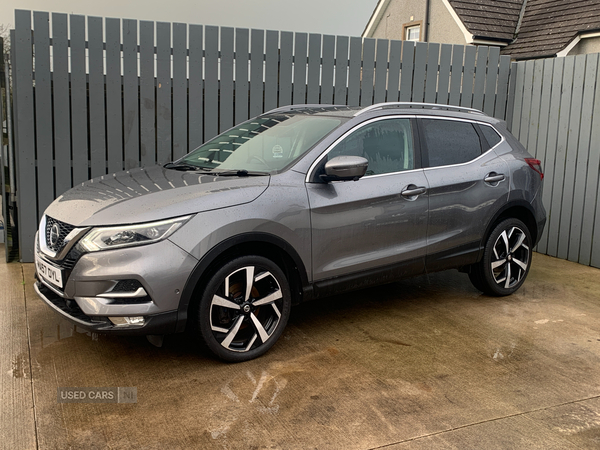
[306,117,429,283]
[418,117,510,271]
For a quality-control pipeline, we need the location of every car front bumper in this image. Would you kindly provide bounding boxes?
[34,233,199,334]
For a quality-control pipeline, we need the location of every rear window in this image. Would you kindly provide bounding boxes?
[421,119,482,167]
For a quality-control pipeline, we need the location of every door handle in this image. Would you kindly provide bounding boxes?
[401,186,427,197]
[484,173,505,183]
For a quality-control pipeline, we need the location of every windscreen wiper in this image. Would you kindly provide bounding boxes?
[163,162,204,171]
[204,169,266,177]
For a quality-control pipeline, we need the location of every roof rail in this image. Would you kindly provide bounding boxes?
[354,102,486,117]
[264,104,349,115]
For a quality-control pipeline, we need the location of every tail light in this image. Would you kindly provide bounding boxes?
[525,158,544,180]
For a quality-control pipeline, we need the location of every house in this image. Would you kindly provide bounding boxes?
[363,0,600,60]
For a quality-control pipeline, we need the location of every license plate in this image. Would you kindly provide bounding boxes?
[35,252,64,288]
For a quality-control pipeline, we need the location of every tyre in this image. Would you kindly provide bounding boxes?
[196,255,291,362]
[469,218,532,296]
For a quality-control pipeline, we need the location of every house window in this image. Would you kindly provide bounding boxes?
[402,21,422,42]
[406,26,420,41]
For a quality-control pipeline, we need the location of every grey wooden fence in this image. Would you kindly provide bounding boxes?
[11,10,512,262]
[509,54,600,269]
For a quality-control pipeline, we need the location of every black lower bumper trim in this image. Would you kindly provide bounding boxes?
[35,281,178,335]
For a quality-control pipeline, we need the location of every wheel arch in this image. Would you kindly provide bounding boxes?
[175,233,310,332]
[478,201,538,261]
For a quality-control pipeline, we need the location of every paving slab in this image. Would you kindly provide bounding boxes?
[3,246,600,449]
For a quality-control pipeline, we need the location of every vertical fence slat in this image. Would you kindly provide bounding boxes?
[570,54,598,263]
[361,38,376,106]
[14,10,36,261]
[510,61,526,139]
[307,34,321,104]
[264,30,279,111]
[334,36,349,105]
[399,41,415,102]
[88,16,106,178]
[526,60,544,162]
[472,46,488,111]
[533,59,554,254]
[140,21,156,166]
[547,56,575,257]
[437,44,452,105]
[205,25,219,140]
[220,27,234,131]
[518,60,535,146]
[278,31,293,107]
[33,11,54,217]
[483,46,500,116]
[51,13,71,196]
[156,22,172,163]
[235,28,250,123]
[448,45,463,106]
[494,55,511,119]
[526,59,549,163]
[461,46,477,107]
[411,42,427,103]
[424,43,440,103]
[173,23,188,160]
[347,37,362,106]
[387,40,402,102]
[557,55,586,259]
[250,29,265,118]
[321,35,335,105]
[538,58,564,252]
[106,18,123,173]
[293,33,308,104]
[580,55,600,266]
[123,19,140,169]
[374,39,388,104]
[69,15,88,185]
[505,62,518,131]
[189,25,203,148]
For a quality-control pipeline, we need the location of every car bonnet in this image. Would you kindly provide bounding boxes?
[44,165,270,227]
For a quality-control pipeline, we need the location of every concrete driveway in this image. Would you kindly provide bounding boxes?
[2,244,600,449]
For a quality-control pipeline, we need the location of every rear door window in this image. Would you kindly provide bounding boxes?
[420,119,482,167]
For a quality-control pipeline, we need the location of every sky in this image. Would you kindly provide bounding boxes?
[1,0,379,37]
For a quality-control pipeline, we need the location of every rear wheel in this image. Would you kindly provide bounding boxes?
[469,218,532,296]
[196,255,291,362]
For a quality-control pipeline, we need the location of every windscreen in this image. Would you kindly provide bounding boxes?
[179,114,344,173]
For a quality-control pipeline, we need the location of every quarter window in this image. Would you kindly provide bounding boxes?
[480,124,502,149]
[421,119,482,167]
[328,118,414,176]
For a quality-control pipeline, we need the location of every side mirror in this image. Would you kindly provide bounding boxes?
[320,156,368,182]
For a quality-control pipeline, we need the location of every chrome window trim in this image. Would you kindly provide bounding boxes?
[305,115,417,183]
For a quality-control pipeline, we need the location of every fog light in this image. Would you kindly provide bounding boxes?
[109,316,145,327]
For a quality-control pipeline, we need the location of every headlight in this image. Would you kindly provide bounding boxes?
[78,216,192,252]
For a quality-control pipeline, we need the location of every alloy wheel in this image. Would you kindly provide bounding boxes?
[209,265,284,353]
[490,226,530,289]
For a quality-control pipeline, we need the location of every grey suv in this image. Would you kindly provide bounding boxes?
[34,102,546,362]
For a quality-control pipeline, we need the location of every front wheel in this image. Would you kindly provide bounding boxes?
[196,255,291,362]
[469,218,532,296]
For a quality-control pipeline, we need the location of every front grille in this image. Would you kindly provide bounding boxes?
[45,216,76,253]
